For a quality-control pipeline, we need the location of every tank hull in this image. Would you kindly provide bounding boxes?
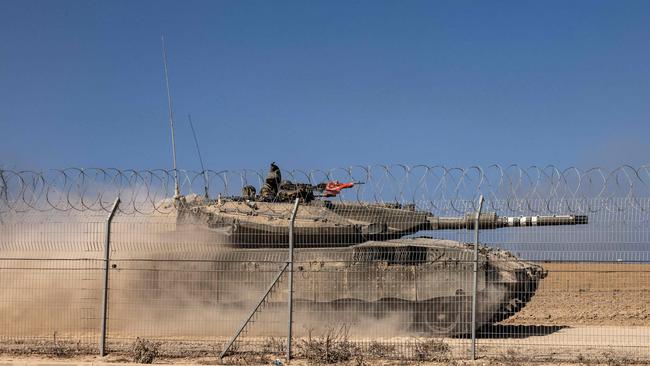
[133,237,545,336]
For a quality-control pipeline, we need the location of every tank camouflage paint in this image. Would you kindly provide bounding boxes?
[163,163,587,336]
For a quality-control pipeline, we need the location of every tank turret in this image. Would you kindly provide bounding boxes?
[177,197,587,246]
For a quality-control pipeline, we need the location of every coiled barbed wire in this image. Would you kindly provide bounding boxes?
[1,165,649,215]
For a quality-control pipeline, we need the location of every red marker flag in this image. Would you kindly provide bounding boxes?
[323,181,355,197]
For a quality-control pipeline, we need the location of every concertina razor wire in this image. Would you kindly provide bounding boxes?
[1,164,649,215]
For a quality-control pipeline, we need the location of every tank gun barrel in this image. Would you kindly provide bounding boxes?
[428,212,588,230]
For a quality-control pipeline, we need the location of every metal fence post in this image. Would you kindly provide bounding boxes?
[287,198,300,360]
[100,198,120,356]
[471,195,484,360]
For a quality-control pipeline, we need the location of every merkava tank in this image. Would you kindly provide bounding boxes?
[167,163,588,336]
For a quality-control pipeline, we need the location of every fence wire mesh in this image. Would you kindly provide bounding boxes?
[0,165,648,363]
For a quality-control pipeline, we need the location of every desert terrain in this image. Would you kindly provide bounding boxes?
[505,262,650,327]
[0,261,648,364]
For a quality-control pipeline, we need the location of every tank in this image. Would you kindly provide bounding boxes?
[163,163,588,336]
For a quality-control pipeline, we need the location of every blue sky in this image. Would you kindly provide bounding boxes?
[1,0,648,171]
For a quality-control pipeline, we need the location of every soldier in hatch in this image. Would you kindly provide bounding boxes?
[260,162,281,200]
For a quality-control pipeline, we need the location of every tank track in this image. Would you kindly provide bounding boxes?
[488,266,547,324]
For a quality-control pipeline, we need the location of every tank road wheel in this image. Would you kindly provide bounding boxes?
[423,300,460,335]
[415,297,470,337]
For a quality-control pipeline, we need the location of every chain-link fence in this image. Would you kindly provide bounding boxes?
[0,165,649,363]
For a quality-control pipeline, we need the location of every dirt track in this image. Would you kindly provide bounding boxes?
[504,262,650,326]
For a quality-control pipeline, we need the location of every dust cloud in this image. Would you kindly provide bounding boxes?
[0,213,417,342]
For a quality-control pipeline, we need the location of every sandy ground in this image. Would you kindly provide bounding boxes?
[1,262,649,364]
[1,358,648,366]
[504,262,650,327]
[1,358,649,366]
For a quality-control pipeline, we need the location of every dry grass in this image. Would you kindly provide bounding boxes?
[297,326,360,364]
[261,337,286,354]
[365,341,397,358]
[130,338,160,364]
[598,350,635,366]
[0,336,93,358]
[410,337,451,362]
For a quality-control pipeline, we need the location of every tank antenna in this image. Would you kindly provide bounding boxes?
[188,114,209,199]
[161,35,181,199]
